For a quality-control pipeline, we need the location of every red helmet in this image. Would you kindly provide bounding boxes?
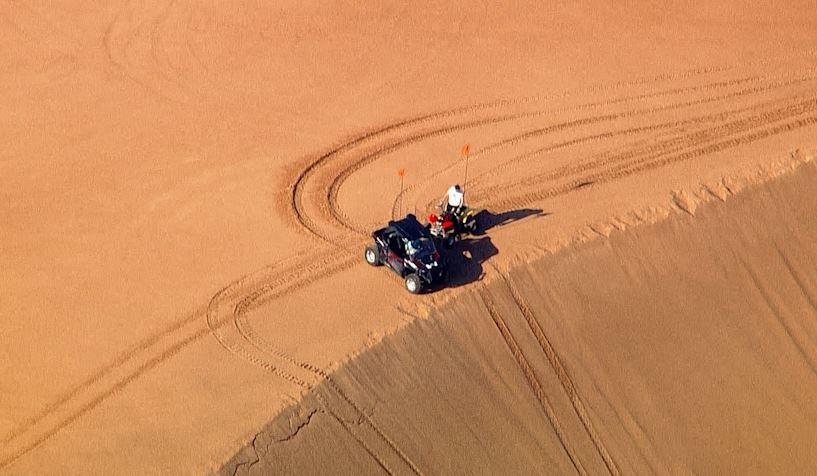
[428,214,438,223]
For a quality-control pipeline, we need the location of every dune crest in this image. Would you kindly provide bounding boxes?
[222,160,817,475]
[4,1,817,473]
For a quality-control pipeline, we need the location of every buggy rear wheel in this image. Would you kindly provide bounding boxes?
[364,246,380,266]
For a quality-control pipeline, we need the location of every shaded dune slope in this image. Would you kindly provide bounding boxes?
[222,162,817,475]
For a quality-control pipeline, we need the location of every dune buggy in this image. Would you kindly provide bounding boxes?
[364,214,446,293]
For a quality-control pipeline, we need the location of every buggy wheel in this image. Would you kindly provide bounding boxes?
[405,274,423,294]
[364,246,380,266]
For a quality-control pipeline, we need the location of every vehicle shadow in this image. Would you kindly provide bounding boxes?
[426,207,546,292]
[440,235,499,289]
[473,207,547,235]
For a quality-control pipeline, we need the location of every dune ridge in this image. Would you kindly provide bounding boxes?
[221,158,817,475]
[4,2,817,473]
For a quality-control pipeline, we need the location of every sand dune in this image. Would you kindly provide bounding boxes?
[2,1,817,474]
[222,161,817,475]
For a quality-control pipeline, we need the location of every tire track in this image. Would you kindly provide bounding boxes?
[234,316,422,475]
[473,75,817,180]
[485,95,804,192]
[325,113,534,235]
[102,0,202,103]
[0,316,211,469]
[479,287,586,475]
[289,101,528,244]
[487,114,817,211]
[388,72,817,221]
[297,69,775,240]
[5,63,810,469]
[476,97,817,210]
[208,266,421,475]
[102,0,186,104]
[1,252,355,469]
[490,265,620,476]
[206,266,315,389]
[208,277,397,476]
[0,309,201,445]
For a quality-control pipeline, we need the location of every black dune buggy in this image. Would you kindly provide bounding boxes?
[364,214,447,293]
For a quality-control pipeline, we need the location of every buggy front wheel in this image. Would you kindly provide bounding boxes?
[405,274,423,294]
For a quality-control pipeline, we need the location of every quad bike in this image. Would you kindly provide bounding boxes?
[428,205,479,247]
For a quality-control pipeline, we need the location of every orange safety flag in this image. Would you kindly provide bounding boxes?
[398,168,405,177]
[462,143,470,157]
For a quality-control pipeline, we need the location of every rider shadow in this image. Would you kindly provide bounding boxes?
[473,208,548,235]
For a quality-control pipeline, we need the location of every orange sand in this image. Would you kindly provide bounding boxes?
[2,1,817,474]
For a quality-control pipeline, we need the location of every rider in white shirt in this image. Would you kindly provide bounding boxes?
[443,184,465,214]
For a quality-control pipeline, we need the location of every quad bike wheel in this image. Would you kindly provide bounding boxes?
[461,213,478,234]
[405,274,423,294]
[364,246,380,266]
[465,218,478,234]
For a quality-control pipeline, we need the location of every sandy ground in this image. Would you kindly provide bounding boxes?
[2,1,817,474]
[223,161,817,475]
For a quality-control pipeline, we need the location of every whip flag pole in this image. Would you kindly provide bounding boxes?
[396,167,405,219]
[462,143,470,194]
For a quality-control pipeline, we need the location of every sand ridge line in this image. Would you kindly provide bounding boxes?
[291,65,815,246]
[234,317,423,476]
[6,96,814,472]
[487,115,817,213]
[1,251,358,469]
[4,92,471,466]
[209,288,397,476]
[412,88,817,217]
[478,285,587,475]
[209,284,398,476]
[207,266,422,475]
[4,49,815,469]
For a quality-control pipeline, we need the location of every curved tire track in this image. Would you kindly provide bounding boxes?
[208,263,421,475]
[5,64,815,470]
[388,72,817,221]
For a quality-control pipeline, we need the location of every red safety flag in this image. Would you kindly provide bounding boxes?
[462,143,470,157]
[398,168,405,177]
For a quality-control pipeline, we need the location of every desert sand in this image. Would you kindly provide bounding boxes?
[2,1,817,474]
